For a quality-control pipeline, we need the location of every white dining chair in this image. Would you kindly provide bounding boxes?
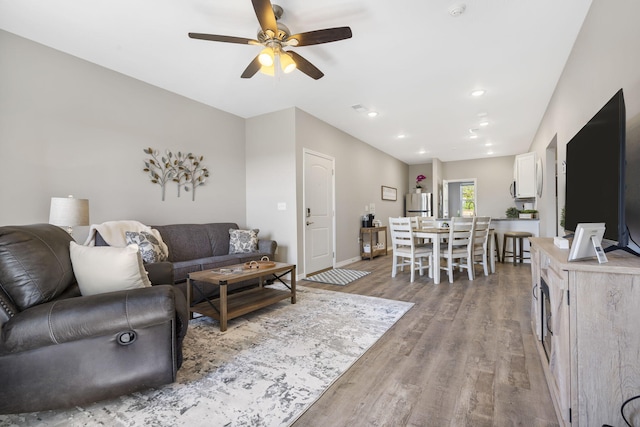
[469,216,491,278]
[439,216,473,283]
[417,216,437,230]
[389,217,432,283]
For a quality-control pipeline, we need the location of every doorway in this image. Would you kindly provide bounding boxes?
[545,135,558,237]
[303,150,335,276]
[442,178,477,218]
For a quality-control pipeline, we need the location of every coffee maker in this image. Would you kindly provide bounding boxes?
[361,213,375,227]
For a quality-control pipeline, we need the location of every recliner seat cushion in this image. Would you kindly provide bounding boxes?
[0,224,75,311]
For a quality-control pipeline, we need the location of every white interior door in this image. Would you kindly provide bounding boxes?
[303,150,335,275]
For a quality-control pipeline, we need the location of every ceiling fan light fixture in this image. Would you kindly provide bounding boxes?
[258,47,275,67]
[280,52,296,74]
[259,64,275,76]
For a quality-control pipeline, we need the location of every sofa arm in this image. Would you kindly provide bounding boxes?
[0,285,183,355]
[145,261,174,285]
[258,239,277,255]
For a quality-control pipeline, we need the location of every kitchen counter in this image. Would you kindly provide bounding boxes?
[491,219,540,262]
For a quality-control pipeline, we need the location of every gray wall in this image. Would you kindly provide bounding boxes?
[1,30,408,270]
[245,109,297,264]
[528,0,640,252]
[0,30,247,241]
[442,156,516,219]
[295,109,409,271]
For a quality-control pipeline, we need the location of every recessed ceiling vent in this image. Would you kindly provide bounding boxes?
[449,4,467,17]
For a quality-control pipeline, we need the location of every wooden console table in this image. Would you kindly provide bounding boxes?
[360,226,387,260]
[530,238,640,426]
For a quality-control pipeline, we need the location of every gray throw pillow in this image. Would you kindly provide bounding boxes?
[125,231,168,263]
[229,228,259,254]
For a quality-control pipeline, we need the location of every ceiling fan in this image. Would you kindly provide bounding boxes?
[188,0,352,80]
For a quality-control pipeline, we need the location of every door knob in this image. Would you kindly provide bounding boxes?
[306,221,314,226]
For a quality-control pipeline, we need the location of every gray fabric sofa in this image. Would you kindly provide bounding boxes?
[0,224,188,414]
[138,223,277,299]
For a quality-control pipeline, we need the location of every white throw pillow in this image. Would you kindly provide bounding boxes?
[70,241,152,296]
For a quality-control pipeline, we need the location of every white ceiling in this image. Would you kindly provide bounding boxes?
[0,0,593,164]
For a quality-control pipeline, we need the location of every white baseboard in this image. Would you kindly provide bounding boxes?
[336,257,362,268]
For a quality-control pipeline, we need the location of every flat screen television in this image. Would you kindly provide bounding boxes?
[565,89,637,255]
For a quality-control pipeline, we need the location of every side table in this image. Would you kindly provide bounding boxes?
[360,226,388,260]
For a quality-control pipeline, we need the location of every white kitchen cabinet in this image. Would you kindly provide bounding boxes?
[514,152,536,198]
[530,238,640,426]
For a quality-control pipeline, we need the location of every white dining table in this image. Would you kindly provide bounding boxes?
[413,227,497,284]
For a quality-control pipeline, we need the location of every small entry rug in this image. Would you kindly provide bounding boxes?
[1,285,412,427]
[304,268,371,286]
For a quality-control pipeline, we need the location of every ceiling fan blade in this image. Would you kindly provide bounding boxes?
[288,51,324,80]
[188,33,259,45]
[285,27,352,47]
[241,56,262,79]
[251,0,277,34]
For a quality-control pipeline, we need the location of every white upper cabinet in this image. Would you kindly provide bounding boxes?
[514,152,537,198]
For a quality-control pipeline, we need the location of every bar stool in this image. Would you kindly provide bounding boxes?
[502,231,533,265]
[493,232,501,263]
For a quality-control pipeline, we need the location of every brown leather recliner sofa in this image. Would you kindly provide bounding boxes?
[0,224,188,414]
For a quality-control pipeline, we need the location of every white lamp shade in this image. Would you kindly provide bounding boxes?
[259,64,275,76]
[258,47,274,67]
[280,52,296,74]
[49,196,90,227]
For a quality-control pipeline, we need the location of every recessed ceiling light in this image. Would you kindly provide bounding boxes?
[485,142,493,147]
[397,133,406,139]
[477,112,488,117]
[479,120,489,127]
[487,151,494,155]
[471,89,485,97]
[469,128,479,133]
[367,111,378,118]
[418,150,427,155]
[469,134,479,139]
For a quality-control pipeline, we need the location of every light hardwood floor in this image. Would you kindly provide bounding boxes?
[293,255,559,427]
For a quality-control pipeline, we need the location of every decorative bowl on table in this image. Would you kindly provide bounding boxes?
[244,256,276,269]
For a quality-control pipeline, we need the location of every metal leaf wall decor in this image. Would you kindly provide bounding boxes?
[143,148,210,201]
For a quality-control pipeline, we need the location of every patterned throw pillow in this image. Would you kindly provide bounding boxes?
[125,231,168,263]
[229,228,259,254]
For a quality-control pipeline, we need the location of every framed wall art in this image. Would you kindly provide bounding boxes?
[381,186,397,201]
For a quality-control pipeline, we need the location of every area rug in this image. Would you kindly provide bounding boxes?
[304,268,371,286]
[1,285,412,427]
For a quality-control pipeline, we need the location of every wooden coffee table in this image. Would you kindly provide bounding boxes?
[186,262,296,331]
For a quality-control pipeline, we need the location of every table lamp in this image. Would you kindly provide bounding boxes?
[49,195,90,236]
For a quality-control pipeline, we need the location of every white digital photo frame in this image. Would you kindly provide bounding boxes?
[568,223,608,263]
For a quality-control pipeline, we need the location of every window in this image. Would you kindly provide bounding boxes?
[460,183,476,217]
